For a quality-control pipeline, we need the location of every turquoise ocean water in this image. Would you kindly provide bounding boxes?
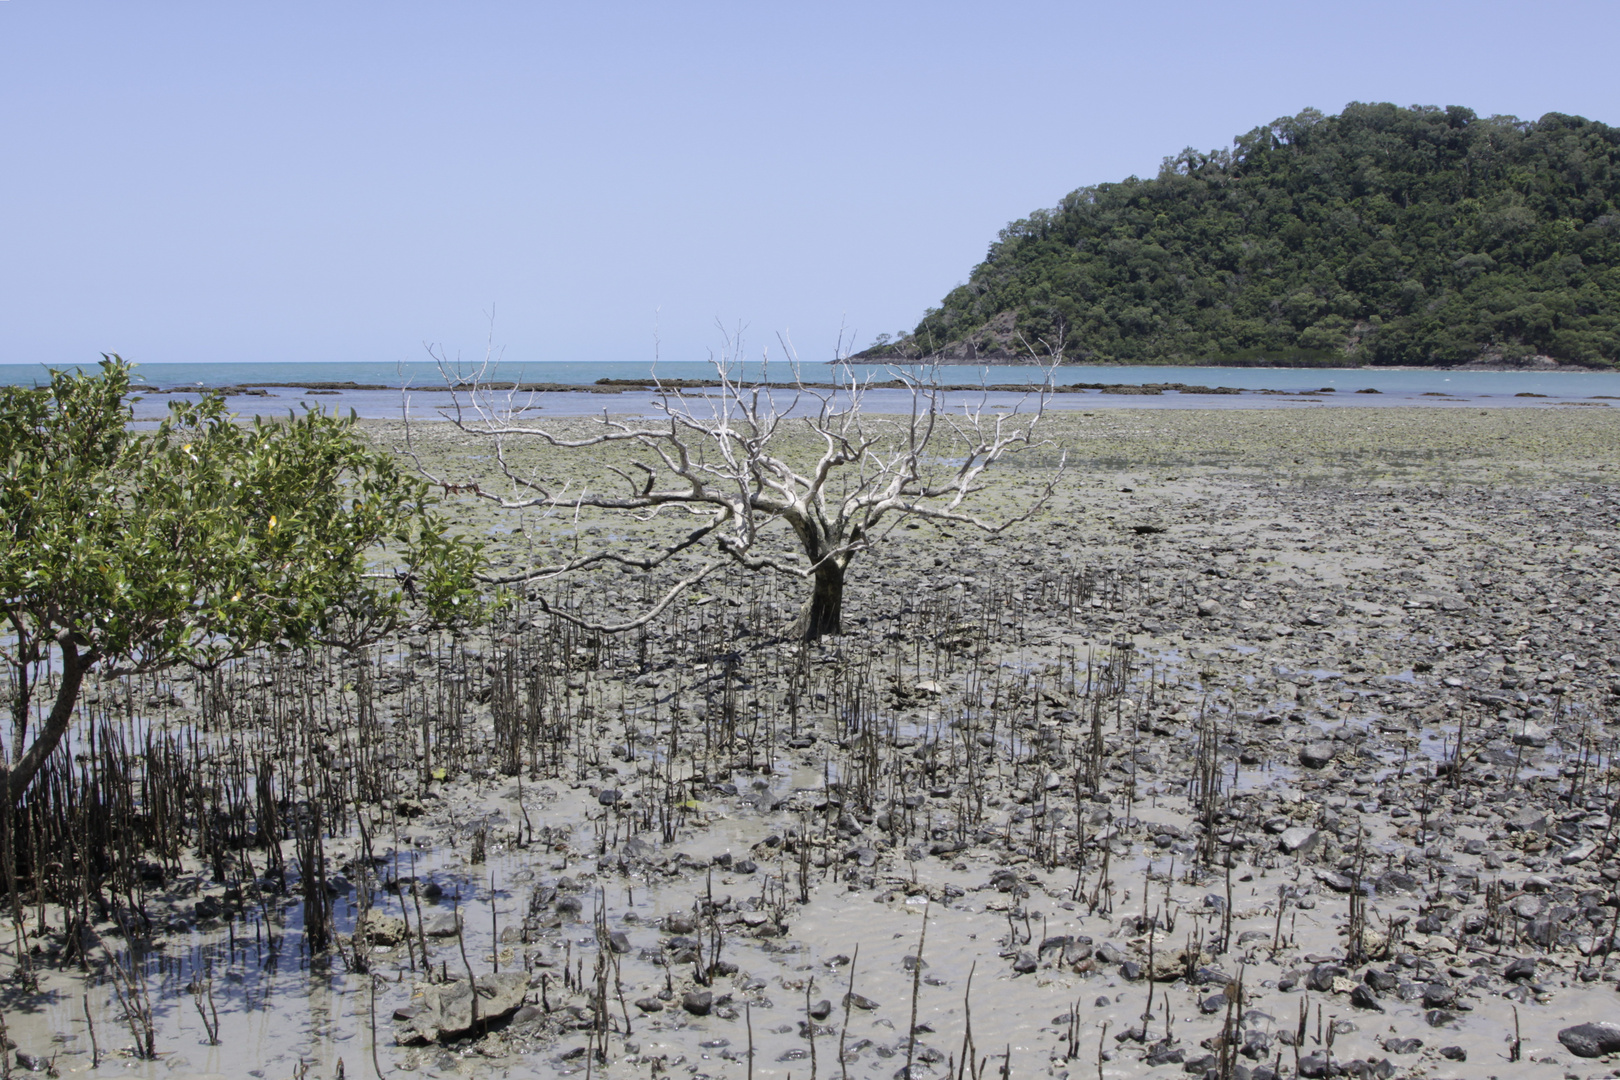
[2,360,1617,418]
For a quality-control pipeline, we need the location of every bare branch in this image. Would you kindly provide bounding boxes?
[413,330,1065,640]
[529,561,722,634]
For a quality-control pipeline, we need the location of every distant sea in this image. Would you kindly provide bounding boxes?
[3,360,1618,417]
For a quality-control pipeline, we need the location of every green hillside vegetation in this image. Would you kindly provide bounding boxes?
[875,103,1620,368]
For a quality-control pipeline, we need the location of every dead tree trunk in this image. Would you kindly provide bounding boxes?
[797,558,847,642]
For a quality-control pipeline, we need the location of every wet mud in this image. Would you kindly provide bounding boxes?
[2,408,1619,1080]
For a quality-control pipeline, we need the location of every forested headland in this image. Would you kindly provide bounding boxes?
[868,103,1620,369]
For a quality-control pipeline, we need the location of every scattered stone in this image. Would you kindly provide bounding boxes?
[1562,839,1597,864]
[1299,741,1336,769]
[1375,870,1420,895]
[1512,722,1550,748]
[1421,983,1455,1009]
[1349,984,1383,1011]
[394,971,529,1044]
[421,912,461,937]
[1559,1022,1620,1058]
[1278,827,1321,855]
[1504,957,1537,981]
[357,912,408,947]
[1315,870,1354,893]
[1363,969,1397,992]
[1306,964,1346,993]
[1509,808,1551,834]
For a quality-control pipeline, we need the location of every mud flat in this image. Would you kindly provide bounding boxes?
[2,407,1618,1080]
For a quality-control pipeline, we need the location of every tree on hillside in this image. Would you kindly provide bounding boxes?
[887,103,1620,368]
[407,339,1061,640]
[0,358,484,804]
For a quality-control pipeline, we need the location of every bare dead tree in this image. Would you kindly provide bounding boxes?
[404,332,1063,641]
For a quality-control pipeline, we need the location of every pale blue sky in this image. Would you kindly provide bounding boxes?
[3,1,1615,369]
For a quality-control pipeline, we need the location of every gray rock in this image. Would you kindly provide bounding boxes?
[1375,870,1421,895]
[1306,964,1346,993]
[1508,808,1550,834]
[1512,722,1550,748]
[1316,870,1355,893]
[1063,938,1094,965]
[664,912,699,934]
[394,971,529,1044]
[1038,935,1073,957]
[682,991,713,1016]
[1196,599,1222,617]
[1299,741,1336,769]
[1349,984,1383,1011]
[1278,827,1321,855]
[1559,1022,1620,1058]
[1504,957,1537,981]
[1364,968,1398,992]
[1562,839,1597,865]
[1525,916,1559,948]
[1421,982,1455,1009]
[421,912,461,938]
[358,912,408,947]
